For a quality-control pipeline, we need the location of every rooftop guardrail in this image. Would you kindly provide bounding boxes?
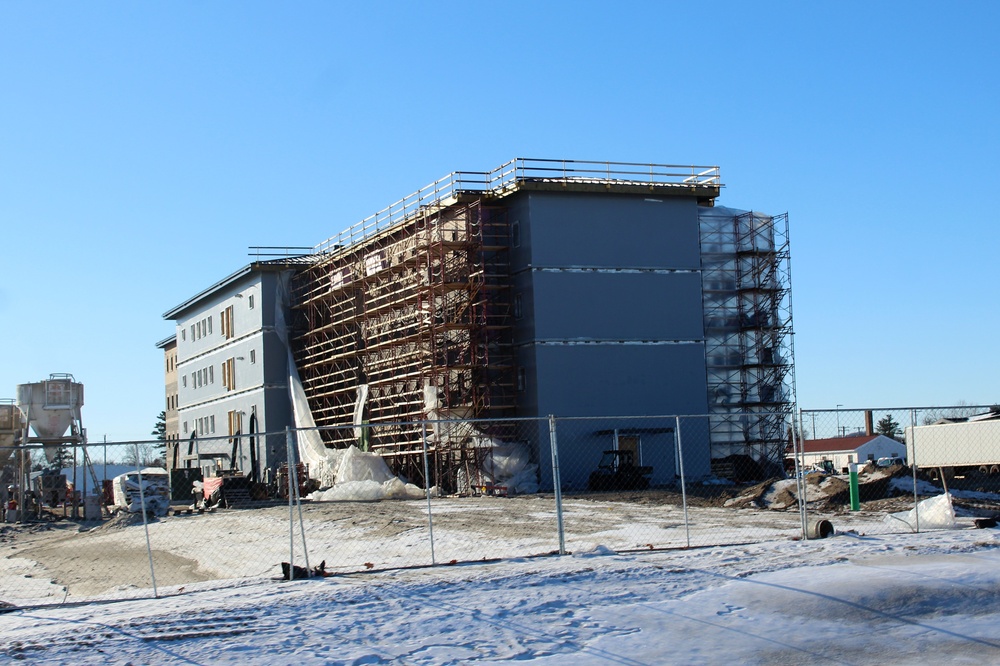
[309,158,721,257]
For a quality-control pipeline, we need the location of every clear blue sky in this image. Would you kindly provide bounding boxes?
[2,2,997,441]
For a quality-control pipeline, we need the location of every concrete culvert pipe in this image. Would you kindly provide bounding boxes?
[807,518,834,539]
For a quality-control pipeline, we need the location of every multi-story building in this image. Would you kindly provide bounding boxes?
[290,159,794,490]
[162,261,300,479]
[160,159,794,491]
[154,334,179,460]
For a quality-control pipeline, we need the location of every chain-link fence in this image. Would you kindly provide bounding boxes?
[796,405,1000,537]
[3,407,998,609]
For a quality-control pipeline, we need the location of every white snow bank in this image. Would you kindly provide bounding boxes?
[571,544,618,558]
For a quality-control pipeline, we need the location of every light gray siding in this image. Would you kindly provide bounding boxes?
[171,270,292,477]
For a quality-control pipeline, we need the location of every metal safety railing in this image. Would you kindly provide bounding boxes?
[310,158,722,256]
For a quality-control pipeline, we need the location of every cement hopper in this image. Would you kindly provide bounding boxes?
[0,401,21,468]
[16,374,85,463]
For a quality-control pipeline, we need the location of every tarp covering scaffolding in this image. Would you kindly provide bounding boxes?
[699,206,794,473]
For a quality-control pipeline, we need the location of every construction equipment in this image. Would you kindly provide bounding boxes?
[587,450,653,491]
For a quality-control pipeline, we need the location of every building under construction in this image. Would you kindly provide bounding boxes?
[287,159,795,490]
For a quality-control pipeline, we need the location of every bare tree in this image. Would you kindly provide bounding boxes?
[921,400,982,425]
[122,443,158,468]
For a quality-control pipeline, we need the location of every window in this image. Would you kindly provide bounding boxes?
[196,321,202,340]
[228,410,242,437]
[511,220,520,248]
[191,372,197,388]
[517,367,526,392]
[222,357,236,391]
[209,365,214,384]
[210,415,216,433]
[207,316,212,335]
[182,375,187,388]
[181,329,186,341]
[514,294,523,320]
[250,349,256,364]
[221,305,234,339]
[616,434,641,460]
[248,294,255,310]
[183,421,188,434]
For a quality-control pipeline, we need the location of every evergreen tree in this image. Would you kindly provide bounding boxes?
[875,413,901,439]
[152,411,167,461]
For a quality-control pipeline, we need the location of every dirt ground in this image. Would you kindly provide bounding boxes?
[4,470,999,602]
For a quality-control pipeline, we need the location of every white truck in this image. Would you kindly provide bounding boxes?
[905,419,1000,480]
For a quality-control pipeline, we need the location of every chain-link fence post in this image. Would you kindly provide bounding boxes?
[794,408,808,540]
[910,409,921,533]
[548,415,566,555]
[675,416,691,549]
[134,443,158,598]
[285,427,297,576]
[292,429,310,574]
[421,420,436,566]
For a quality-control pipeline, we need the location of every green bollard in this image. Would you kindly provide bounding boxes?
[849,462,860,511]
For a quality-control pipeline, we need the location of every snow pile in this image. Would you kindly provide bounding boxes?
[306,446,431,502]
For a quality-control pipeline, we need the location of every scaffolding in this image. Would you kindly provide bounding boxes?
[700,210,794,472]
[288,159,723,490]
[292,200,514,491]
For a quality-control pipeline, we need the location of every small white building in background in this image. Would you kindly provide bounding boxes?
[798,434,906,473]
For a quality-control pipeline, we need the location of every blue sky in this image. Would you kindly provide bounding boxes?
[1,2,997,441]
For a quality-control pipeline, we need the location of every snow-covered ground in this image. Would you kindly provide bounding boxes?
[3,512,1000,664]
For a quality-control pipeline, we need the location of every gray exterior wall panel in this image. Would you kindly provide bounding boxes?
[525,193,701,269]
[531,271,704,341]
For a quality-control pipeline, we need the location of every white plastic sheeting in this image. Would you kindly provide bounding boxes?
[478,443,539,495]
[425,382,539,494]
[275,271,340,487]
[306,446,433,501]
[886,492,957,531]
[111,467,170,516]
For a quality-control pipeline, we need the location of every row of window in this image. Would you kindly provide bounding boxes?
[166,393,178,411]
[179,304,237,343]
[183,415,216,435]
[181,409,248,437]
[182,364,215,389]
[179,353,254,393]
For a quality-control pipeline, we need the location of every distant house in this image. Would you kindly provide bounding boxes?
[796,435,906,473]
